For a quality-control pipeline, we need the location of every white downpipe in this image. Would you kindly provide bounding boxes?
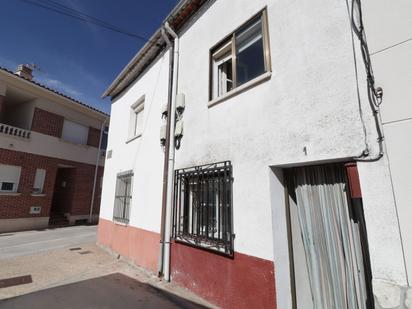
[163,22,179,281]
[89,118,108,223]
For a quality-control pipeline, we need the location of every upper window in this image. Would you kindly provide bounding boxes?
[210,10,271,100]
[62,119,89,145]
[172,161,234,256]
[128,96,145,140]
[33,168,46,194]
[0,164,21,193]
[113,170,133,224]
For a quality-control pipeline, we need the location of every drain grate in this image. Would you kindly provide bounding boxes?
[69,247,82,251]
[0,275,32,289]
[78,251,92,255]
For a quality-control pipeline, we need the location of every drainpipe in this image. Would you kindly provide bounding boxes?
[89,118,108,224]
[158,22,179,281]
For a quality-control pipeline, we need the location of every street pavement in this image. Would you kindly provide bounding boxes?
[0,273,207,309]
[0,225,97,259]
[0,226,214,308]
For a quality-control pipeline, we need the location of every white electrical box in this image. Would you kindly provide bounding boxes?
[160,124,167,143]
[175,120,184,137]
[176,93,185,112]
[30,206,41,214]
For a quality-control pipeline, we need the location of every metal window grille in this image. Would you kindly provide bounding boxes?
[113,171,133,224]
[173,161,234,256]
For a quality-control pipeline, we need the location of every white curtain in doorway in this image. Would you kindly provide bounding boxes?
[292,165,367,309]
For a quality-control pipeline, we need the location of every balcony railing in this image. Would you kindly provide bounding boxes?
[0,123,31,139]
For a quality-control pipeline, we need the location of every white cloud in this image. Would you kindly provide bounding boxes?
[38,77,83,98]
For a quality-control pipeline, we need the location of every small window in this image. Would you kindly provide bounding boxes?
[210,10,271,100]
[129,96,145,139]
[0,164,21,193]
[33,169,46,194]
[62,119,89,145]
[173,161,234,256]
[113,170,133,224]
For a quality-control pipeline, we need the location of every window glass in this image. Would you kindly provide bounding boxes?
[235,18,265,86]
[210,11,270,100]
[173,162,233,255]
[113,171,133,223]
[0,164,21,192]
[129,100,144,139]
[33,169,46,194]
[62,120,89,145]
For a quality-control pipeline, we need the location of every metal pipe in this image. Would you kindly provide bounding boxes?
[161,21,179,282]
[158,25,175,278]
[89,118,108,223]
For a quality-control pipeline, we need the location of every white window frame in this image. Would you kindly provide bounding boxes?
[0,164,22,193]
[33,168,46,194]
[128,95,145,141]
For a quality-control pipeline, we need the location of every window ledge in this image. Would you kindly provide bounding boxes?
[0,192,21,196]
[31,193,46,197]
[208,71,272,108]
[126,133,142,144]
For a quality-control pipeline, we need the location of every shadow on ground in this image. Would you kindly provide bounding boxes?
[0,273,208,309]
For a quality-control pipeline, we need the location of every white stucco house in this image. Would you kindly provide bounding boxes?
[98,0,412,308]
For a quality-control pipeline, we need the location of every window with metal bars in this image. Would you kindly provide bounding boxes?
[113,170,133,224]
[173,161,234,256]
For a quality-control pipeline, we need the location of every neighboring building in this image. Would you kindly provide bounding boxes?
[0,64,109,232]
[98,1,411,308]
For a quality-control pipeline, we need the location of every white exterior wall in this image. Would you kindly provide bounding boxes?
[174,0,407,306]
[100,0,410,307]
[363,0,412,285]
[99,52,170,234]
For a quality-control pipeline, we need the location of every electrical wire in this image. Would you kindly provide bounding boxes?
[348,0,384,161]
[17,0,161,45]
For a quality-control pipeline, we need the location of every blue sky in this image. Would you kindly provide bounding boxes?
[0,0,177,114]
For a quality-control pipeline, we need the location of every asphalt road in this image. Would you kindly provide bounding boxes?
[0,273,207,309]
[0,225,97,259]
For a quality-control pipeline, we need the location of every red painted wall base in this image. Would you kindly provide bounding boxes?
[97,218,160,273]
[171,241,276,309]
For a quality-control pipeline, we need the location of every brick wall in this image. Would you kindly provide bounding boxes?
[0,148,103,219]
[31,107,64,138]
[87,127,101,148]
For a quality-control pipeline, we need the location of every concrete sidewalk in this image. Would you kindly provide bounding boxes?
[0,243,214,308]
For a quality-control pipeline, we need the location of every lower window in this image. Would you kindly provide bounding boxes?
[113,170,133,224]
[172,161,234,256]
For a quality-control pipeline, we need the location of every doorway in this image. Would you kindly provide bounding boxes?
[284,163,374,309]
[49,167,76,226]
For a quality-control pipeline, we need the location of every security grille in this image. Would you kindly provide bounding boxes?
[173,161,234,256]
[113,170,133,224]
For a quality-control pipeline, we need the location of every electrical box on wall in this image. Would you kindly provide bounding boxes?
[175,120,184,138]
[176,93,185,113]
[29,206,41,214]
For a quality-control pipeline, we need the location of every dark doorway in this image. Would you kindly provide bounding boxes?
[49,167,76,226]
[284,163,374,309]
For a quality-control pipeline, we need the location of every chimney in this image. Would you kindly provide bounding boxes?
[15,64,33,81]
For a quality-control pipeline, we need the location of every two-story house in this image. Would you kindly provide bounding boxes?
[98,0,411,308]
[0,64,109,233]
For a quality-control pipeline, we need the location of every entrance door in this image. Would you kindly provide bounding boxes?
[49,167,76,225]
[285,164,374,309]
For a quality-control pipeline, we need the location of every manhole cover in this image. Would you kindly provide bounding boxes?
[0,275,32,289]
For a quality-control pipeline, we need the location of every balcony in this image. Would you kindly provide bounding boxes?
[0,123,31,139]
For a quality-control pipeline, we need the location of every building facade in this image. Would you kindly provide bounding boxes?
[0,65,108,232]
[98,0,411,308]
